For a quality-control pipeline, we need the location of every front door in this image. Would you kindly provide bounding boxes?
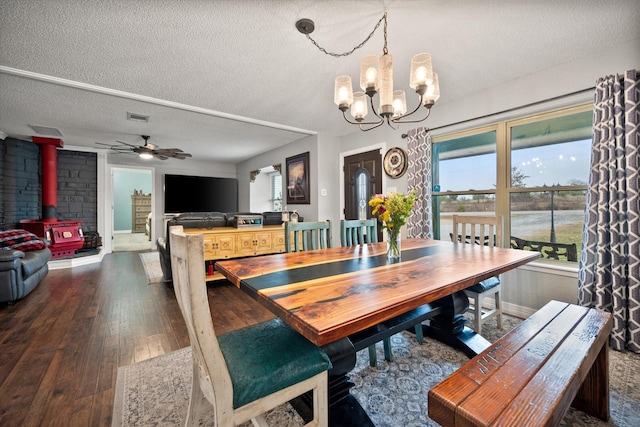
[343,149,383,239]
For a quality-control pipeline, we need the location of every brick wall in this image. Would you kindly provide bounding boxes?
[0,138,41,228]
[0,138,97,231]
[57,150,98,231]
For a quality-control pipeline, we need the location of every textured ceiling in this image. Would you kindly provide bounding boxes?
[1,0,639,164]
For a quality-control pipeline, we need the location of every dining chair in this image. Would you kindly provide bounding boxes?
[450,214,503,334]
[339,218,378,246]
[169,226,331,427]
[340,219,427,366]
[340,219,389,365]
[285,220,332,252]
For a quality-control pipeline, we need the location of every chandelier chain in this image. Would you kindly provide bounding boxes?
[305,13,386,58]
[382,12,388,55]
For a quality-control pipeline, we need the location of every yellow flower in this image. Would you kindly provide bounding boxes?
[369,190,417,231]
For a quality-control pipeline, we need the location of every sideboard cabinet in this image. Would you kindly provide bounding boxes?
[183,225,285,281]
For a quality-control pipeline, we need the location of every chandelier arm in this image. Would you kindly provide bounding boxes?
[391,106,433,124]
[368,94,385,121]
[341,110,384,126]
[392,93,425,121]
[386,116,399,130]
[359,121,386,132]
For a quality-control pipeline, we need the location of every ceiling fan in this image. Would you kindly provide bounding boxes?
[96,135,192,160]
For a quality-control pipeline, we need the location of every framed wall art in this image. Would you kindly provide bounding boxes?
[286,151,310,204]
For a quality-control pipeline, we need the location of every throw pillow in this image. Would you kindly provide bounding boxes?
[0,229,47,252]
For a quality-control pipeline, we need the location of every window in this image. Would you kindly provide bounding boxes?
[270,173,282,211]
[432,104,592,263]
[356,170,371,220]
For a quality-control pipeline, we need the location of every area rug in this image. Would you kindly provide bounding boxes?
[138,252,163,285]
[112,316,640,427]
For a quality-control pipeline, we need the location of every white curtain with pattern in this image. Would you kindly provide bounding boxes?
[578,69,640,353]
[406,127,433,239]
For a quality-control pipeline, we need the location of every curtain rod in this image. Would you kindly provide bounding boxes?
[402,86,595,138]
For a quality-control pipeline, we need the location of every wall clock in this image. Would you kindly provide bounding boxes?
[383,147,408,178]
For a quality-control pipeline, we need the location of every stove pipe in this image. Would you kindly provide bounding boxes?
[31,136,63,220]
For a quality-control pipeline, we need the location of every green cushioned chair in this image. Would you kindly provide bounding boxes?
[170,226,331,426]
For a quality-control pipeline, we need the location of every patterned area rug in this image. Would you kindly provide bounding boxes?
[112,316,640,426]
[138,252,163,284]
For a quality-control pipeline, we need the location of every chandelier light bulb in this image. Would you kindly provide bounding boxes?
[360,55,380,93]
[351,92,368,120]
[392,90,407,117]
[410,53,434,91]
[366,67,377,85]
[423,73,440,106]
[334,75,354,109]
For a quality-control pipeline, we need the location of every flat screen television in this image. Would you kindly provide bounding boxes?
[163,174,238,214]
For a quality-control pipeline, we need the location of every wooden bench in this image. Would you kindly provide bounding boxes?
[428,300,612,426]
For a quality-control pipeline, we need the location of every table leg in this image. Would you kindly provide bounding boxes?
[424,290,492,358]
[290,337,375,426]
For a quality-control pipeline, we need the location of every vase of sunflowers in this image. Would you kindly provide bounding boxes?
[369,190,417,262]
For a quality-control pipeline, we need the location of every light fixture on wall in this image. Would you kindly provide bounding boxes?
[297,12,440,132]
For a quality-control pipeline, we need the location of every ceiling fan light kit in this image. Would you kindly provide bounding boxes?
[299,12,440,132]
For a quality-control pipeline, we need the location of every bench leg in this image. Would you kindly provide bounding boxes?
[572,341,610,421]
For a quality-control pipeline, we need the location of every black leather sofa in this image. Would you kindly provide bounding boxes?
[156,211,294,286]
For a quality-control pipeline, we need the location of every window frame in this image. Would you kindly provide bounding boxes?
[431,102,592,264]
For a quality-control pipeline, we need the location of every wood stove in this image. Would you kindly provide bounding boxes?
[20,137,85,259]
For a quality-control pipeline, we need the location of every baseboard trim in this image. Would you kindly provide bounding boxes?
[48,250,105,270]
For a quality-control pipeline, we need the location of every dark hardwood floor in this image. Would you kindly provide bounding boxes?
[0,251,275,426]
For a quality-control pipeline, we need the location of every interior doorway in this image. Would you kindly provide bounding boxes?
[111,167,153,252]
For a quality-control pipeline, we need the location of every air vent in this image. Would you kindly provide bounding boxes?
[127,112,150,122]
[28,125,63,137]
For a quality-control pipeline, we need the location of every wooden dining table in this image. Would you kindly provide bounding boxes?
[215,238,540,426]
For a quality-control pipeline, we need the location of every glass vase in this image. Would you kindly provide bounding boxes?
[386,229,401,262]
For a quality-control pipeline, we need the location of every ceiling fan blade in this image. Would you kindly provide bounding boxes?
[115,140,138,148]
[154,154,169,160]
[156,148,192,158]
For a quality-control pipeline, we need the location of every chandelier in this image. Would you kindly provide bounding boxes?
[297,12,440,132]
